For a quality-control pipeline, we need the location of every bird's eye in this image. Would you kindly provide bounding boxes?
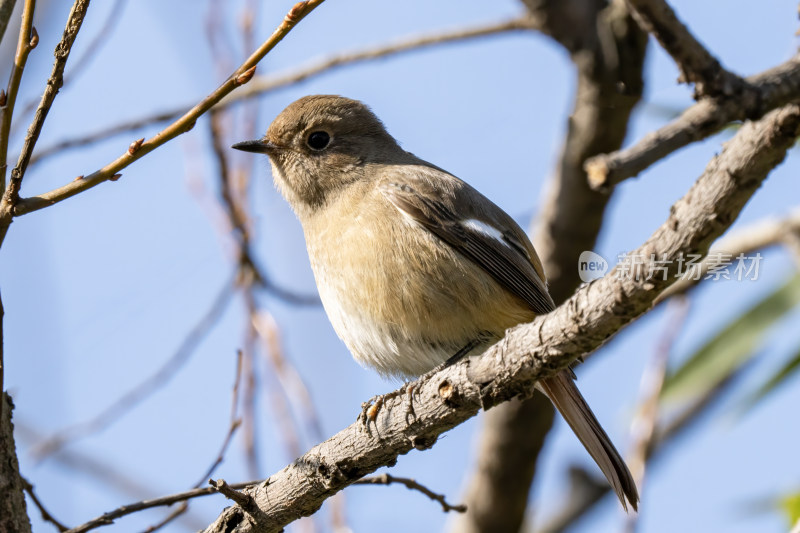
[306,131,330,151]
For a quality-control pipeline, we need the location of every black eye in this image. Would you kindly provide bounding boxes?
[307,131,330,150]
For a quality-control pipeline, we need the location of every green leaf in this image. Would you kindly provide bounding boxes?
[740,344,800,414]
[662,273,800,403]
[780,491,800,526]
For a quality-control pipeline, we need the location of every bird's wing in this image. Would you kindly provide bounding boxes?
[379,168,555,315]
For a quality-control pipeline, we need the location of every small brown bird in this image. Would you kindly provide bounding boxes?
[233,95,638,511]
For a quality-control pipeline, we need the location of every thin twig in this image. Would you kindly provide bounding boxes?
[585,54,800,189]
[34,276,235,459]
[12,0,127,133]
[193,350,244,488]
[626,0,748,98]
[209,479,261,517]
[22,476,69,532]
[12,0,326,217]
[0,0,35,194]
[140,504,188,533]
[27,15,537,167]
[15,420,209,531]
[354,473,466,514]
[143,350,245,533]
[64,480,261,533]
[3,0,91,233]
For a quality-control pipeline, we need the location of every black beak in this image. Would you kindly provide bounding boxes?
[231,139,280,154]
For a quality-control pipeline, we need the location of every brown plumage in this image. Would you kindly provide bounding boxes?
[233,94,639,511]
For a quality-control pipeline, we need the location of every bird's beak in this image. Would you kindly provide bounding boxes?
[231,139,281,154]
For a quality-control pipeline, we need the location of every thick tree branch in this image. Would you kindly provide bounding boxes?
[455,1,647,531]
[201,104,800,533]
[625,0,748,98]
[0,394,32,533]
[10,0,325,220]
[586,54,800,189]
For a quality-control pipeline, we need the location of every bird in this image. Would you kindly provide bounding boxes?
[232,94,638,511]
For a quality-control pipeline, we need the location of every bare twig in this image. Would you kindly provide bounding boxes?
[193,350,244,488]
[15,420,208,531]
[12,0,127,133]
[625,0,748,97]
[22,477,69,532]
[64,480,261,533]
[354,473,466,513]
[28,15,538,167]
[586,54,800,189]
[201,105,800,533]
[623,297,690,533]
[1,0,90,246]
[0,0,35,194]
[141,504,189,533]
[209,479,262,518]
[12,0,326,217]
[34,276,235,459]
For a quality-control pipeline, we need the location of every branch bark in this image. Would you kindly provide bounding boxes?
[586,54,800,189]
[454,1,646,531]
[0,394,32,533]
[625,0,748,98]
[201,103,800,533]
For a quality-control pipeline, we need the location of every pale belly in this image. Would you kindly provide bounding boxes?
[303,197,535,379]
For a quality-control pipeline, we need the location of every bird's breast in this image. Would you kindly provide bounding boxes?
[302,190,534,378]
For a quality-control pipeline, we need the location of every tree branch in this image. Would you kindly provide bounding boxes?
[201,104,800,533]
[27,15,538,168]
[10,0,325,219]
[65,480,260,533]
[586,54,800,189]
[0,394,32,533]
[353,473,466,513]
[625,0,748,98]
[0,0,35,195]
[454,1,647,531]
[6,0,91,200]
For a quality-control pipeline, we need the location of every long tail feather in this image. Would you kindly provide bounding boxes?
[538,370,639,511]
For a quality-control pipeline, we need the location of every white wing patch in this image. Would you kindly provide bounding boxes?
[462,218,509,247]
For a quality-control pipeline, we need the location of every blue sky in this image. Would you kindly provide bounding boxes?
[2,1,799,532]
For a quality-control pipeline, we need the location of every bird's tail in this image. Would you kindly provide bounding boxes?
[537,370,639,512]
